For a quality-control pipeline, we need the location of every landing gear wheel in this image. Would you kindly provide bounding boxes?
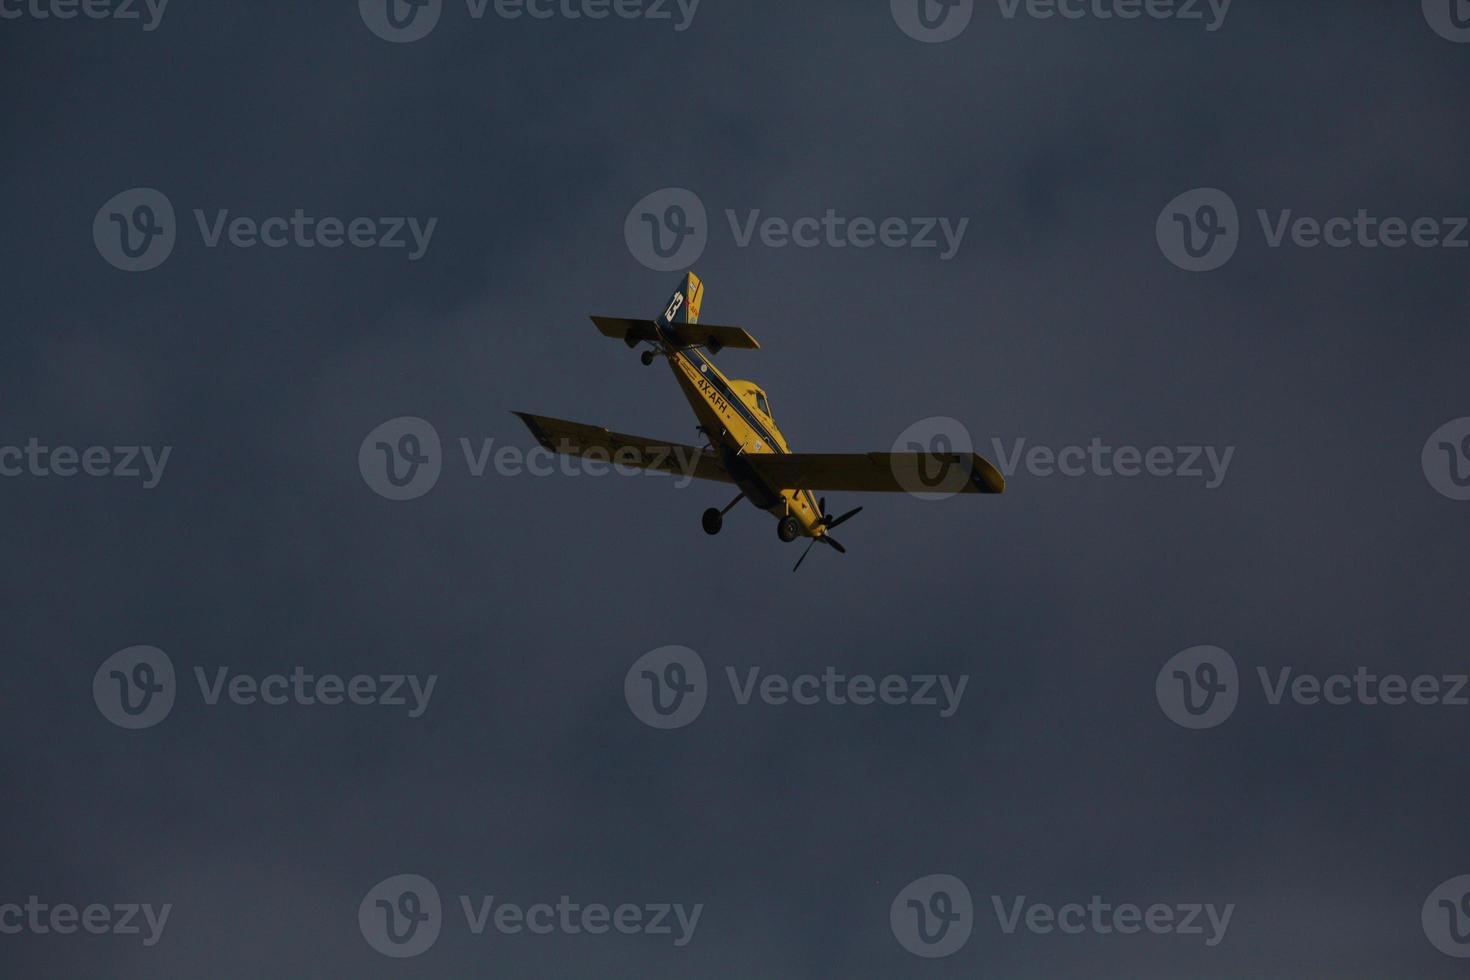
[777,516,800,543]
[702,507,723,535]
[640,350,656,366]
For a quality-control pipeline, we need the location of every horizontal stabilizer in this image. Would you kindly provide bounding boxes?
[590,316,760,353]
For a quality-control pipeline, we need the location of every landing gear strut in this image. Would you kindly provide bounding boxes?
[777,515,800,543]
[703,492,744,535]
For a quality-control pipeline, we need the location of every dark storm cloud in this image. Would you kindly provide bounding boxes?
[1,1,1468,976]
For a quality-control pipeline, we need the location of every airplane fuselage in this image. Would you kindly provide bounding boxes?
[660,342,826,538]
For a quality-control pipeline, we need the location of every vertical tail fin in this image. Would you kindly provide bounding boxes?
[656,271,704,331]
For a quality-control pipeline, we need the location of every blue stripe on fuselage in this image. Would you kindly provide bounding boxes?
[674,345,781,451]
[671,346,821,519]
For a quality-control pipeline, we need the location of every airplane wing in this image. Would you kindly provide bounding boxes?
[512,412,734,483]
[744,452,1006,494]
[590,316,760,353]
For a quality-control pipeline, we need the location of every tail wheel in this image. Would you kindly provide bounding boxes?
[777,516,800,543]
[640,350,656,366]
[702,508,723,535]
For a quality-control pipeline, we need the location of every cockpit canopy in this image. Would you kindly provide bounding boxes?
[731,380,772,419]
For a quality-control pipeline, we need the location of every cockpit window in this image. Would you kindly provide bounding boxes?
[755,393,771,416]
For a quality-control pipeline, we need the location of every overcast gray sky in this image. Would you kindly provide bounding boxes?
[3,1,1470,976]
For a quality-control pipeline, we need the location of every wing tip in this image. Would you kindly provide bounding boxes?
[969,454,1006,494]
[511,410,554,449]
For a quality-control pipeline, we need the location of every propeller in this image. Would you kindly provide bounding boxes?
[792,498,862,571]
[815,497,863,530]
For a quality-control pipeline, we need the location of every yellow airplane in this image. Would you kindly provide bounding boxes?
[514,271,1005,570]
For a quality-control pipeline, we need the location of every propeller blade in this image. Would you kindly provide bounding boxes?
[824,506,863,530]
[821,534,847,555]
[792,538,818,572]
